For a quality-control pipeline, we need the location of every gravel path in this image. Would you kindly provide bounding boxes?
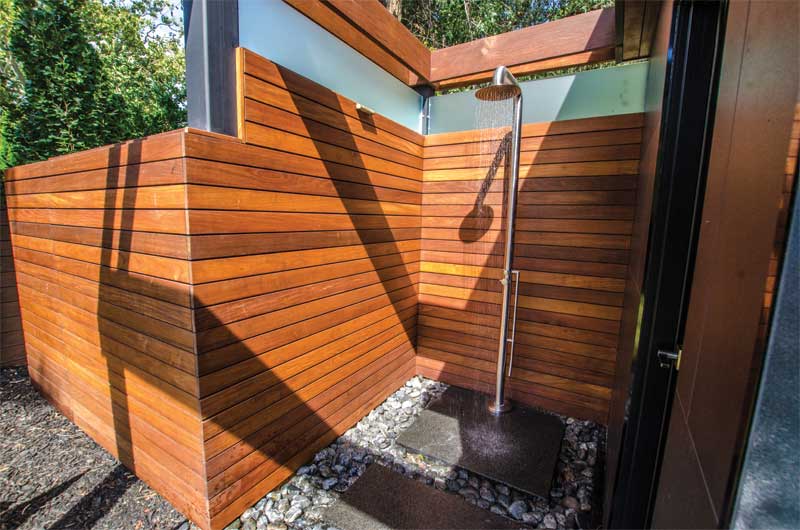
[231,376,605,530]
[0,367,188,530]
[1,368,605,530]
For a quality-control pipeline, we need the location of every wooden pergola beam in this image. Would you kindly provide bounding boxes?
[429,8,616,86]
[282,1,622,90]
[324,0,431,80]
[431,48,615,90]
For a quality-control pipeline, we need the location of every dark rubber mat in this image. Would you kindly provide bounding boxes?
[323,463,525,530]
[397,386,564,498]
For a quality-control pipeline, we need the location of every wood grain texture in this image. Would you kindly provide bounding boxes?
[283,0,426,85]
[618,1,663,61]
[0,196,25,367]
[5,47,645,529]
[430,8,615,83]
[193,51,423,528]
[321,0,430,81]
[417,111,642,422]
[3,133,210,527]
[432,48,616,90]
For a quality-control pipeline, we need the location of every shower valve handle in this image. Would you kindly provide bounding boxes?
[506,270,520,377]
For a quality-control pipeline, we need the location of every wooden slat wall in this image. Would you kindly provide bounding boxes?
[1,191,26,367]
[194,49,422,529]
[417,113,644,423]
[4,46,647,529]
[430,8,616,88]
[2,130,210,526]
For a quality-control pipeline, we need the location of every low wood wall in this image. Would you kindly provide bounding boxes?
[3,131,208,524]
[195,49,422,528]
[417,114,643,422]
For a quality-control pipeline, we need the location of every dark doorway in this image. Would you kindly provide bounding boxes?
[607,1,729,528]
[608,0,800,527]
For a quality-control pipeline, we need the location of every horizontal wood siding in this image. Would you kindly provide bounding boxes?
[4,46,644,529]
[195,50,422,529]
[1,193,26,367]
[417,113,644,422]
[2,131,210,528]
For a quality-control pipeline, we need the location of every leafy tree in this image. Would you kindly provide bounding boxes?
[385,0,613,49]
[0,0,22,169]
[0,0,184,169]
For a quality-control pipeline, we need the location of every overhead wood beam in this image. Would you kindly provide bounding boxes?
[282,0,430,85]
[429,8,616,86]
[323,0,431,80]
[280,1,622,91]
[432,48,615,90]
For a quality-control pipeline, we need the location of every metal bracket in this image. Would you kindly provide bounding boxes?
[657,347,682,370]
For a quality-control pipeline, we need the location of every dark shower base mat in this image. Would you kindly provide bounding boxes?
[396,386,564,498]
[323,463,524,530]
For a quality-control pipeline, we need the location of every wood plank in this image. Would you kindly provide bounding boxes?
[423,144,640,170]
[207,360,414,528]
[186,185,419,216]
[424,114,644,146]
[9,208,188,234]
[188,210,419,236]
[203,336,414,452]
[322,0,430,80]
[244,99,423,169]
[243,75,422,157]
[423,128,642,158]
[433,48,615,90]
[12,234,191,283]
[429,8,615,82]
[5,129,185,181]
[283,0,424,85]
[241,49,423,145]
[4,159,186,195]
[190,228,420,260]
[10,247,192,307]
[194,250,419,306]
[244,122,422,181]
[191,239,419,283]
[423,160,639,181]
[196,261,418,330]
[10,221,189,260]
[184,132,421,193]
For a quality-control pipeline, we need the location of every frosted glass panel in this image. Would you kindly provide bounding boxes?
[239,0,423,131]
[428,61,649,134]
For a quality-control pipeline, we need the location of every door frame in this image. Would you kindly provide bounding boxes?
[607,2,729,528]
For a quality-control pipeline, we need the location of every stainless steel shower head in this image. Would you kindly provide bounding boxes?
[475,66,521,101]
[474,64,524,416]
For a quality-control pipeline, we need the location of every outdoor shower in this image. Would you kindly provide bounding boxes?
[475,66,523,415]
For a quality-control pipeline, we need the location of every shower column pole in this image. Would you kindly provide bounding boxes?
[490,92,523,415]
